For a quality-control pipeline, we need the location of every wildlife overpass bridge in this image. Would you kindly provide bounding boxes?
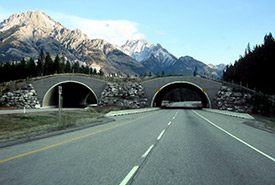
[32,75,222,108]
[141,76,222,108]
[32,75,107,108]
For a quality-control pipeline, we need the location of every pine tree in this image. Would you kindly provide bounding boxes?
[37,50,44,76]
[193,67,197,76]
[53,54,61,74]
[245,43,251,55]
[19,57,27,78]
[64,60,71,73]
[28,57,36,77]
[44,52,54,75]
[99,69,104,76]
[264,32,274,44]
[72,61,80,73]
[60,54,66,73]
[223,33,275,94]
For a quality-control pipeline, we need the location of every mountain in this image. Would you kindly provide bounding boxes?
[208,63,226,71]
[216,63,226,71]
[168,56,223,78]
[0,11,146,76]
[121,39,223,78]
[0,11,224,78]
[121,39,177,74]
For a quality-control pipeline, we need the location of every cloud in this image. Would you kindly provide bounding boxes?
[52,13,145,46]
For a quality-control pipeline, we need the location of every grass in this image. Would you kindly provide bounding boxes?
[0,106,123,143]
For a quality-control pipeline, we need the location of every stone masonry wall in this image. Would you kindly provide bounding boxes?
[0,84,41,108]
[98,82,148,108]
[214,85,253,113]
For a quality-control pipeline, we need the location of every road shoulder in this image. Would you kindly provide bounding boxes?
[0,116,114,149]
[203,108,254,120]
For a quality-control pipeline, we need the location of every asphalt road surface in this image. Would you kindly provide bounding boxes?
[166,101,202,109]
[0,109,274,185]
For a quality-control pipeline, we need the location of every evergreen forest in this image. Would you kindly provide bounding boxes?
[0,50,103,83]
[223,33,275,95]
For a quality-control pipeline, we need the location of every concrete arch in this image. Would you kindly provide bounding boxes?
[141,76,222,108]
[42,80,98,108]
[151,81,211,108]
[32,75,108,108]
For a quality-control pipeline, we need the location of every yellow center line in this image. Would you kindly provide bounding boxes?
[0,110,162,163]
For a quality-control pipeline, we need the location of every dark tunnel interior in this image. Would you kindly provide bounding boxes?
[153,83,209,108]
[44,82,97,108]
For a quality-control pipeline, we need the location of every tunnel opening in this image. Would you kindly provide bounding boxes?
[43,82,97,108]
[152,82,210,109]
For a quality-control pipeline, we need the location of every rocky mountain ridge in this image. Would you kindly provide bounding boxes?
[120,39,178,75]
[121,39,225,78]
[0,11,225,78]
[0,11,146,76]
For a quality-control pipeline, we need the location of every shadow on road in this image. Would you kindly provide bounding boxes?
[160,106,202,110]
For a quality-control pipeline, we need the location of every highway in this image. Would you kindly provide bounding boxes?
[0,109,275,184]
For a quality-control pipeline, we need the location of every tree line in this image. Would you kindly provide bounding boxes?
[163,88,200,102]
[0,50,104,83]
[223,33,275,95]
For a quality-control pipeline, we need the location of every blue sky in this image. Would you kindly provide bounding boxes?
[0,0,275,65]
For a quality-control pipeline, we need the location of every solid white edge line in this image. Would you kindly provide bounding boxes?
[119,166,139,185]
[157,129,166,140]
[168,121,171,126]
[192,110,275,162]
[142,145,154,158]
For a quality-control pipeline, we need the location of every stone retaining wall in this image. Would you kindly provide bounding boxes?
[214,85,253,113]
[98,82,148,108]
[0,84,40,108]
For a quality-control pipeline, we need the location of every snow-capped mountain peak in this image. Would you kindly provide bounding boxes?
[207,64,218,69]
[121,39,154,62]
[207,63,226,71]
[120,39,177,74]
[124,39,153,52]
[121,39,177,64]
[0,11,60,32]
